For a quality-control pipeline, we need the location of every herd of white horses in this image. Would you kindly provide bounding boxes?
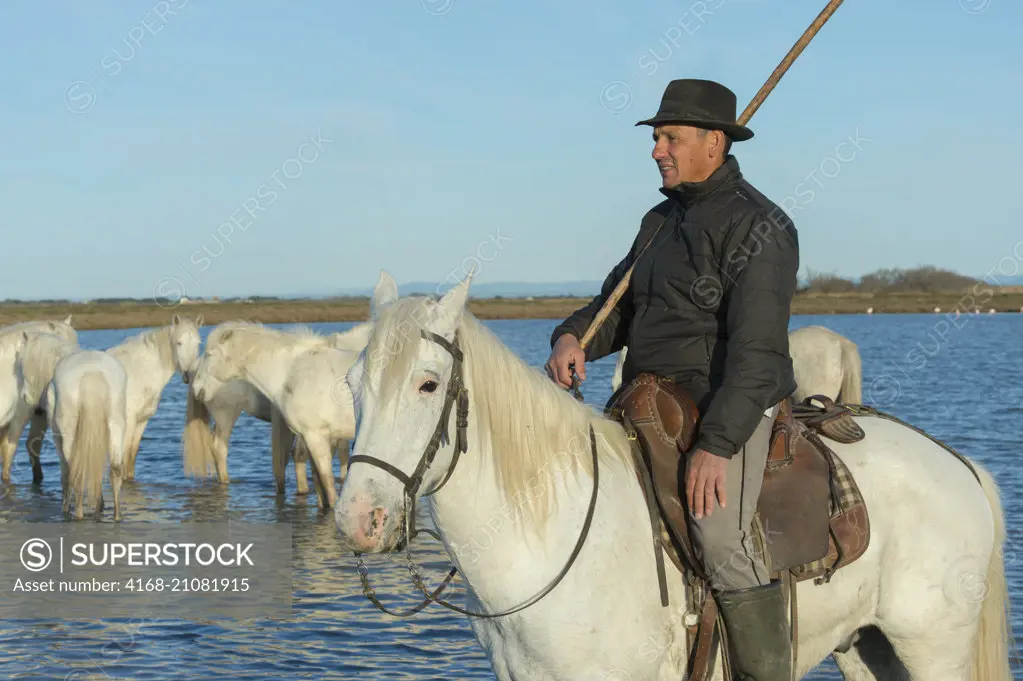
[0,302,862,522]
[0,271,1012,679]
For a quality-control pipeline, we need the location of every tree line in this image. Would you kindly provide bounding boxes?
[799,266,982,294]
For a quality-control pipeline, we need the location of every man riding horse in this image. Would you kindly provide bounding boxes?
[545,78,799,681]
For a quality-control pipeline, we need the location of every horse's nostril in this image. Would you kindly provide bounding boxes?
[368,507,387,537]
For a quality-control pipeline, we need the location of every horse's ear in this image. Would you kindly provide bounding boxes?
[436,269,474,332]
[195,314,203,328]
[171,314,181,326]
[64,314,73,327]
[370,270,399,320]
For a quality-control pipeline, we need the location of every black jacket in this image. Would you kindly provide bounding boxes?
[551,156,799,458]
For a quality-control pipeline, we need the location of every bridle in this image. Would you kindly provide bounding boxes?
[345,327,602,619]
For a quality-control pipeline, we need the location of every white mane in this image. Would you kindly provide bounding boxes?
[207,320,333,357]
[367,297,634,531]
[107,325,173,364]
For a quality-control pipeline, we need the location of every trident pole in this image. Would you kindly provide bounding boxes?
[568,0,845,398]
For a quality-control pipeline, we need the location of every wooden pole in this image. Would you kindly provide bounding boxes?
[577,0,845,353]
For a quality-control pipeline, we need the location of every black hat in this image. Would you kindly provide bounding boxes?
[635,79,753,141]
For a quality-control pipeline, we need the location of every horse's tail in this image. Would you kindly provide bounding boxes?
[611,346,627,393]
[838,337,863,404]
[183,387,216,478]
[968,461,1014,681]
[71,371,110,510]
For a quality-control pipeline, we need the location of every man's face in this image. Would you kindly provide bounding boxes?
[651,124,724,188]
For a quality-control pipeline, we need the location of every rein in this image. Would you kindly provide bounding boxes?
[346,328,601,619]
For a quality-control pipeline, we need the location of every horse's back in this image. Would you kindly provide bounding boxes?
[0,320,76,344]
[281,347,359,434]
[829,413,997,575]
[18,333,77,403]
[54,350,128,397]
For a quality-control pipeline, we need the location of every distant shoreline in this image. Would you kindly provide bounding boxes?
[2,291,1022,331]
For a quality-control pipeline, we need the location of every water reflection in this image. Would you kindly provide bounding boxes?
[0,317,1018,678]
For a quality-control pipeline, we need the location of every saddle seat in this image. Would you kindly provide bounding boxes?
[603,373,872,680]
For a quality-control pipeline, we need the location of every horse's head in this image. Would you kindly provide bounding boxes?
[48,319,77,344]
[191,323,248,402]
[334,270,474,554]
[170,314,203,384]
[0,331,31,367]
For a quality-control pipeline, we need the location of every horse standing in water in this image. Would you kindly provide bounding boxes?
[0,317,77,483]
[787,325,863,404]
[45,345,129,521]
[611,324,863,404]
[105,315,203,480]
[335,270,1011,681]
[183,322,373,494]
[7,331,80,482]
[190,321,369,508]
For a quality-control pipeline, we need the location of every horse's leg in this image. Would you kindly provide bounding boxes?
[334,439,350,485]
[109,414,127,522]
[308,444,323,497]
[885,623,988,680]
[25,411,48,484]
[1,400,33,483]
[832,626,908,680]
[270,408,295,495]
[292,440,310,495]
[55,432,70,515]
[302,433,336,509]
[124,421,145,480]
[211,406,242,484]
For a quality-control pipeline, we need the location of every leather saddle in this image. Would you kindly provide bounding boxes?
[604,373,871,587]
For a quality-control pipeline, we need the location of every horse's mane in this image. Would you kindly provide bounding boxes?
[17,332,78,389]
[207,320,332,356]
[368,297,633,531]
[107,325,175,367]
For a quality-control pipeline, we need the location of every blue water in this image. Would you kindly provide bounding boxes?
[0,313,1020,679]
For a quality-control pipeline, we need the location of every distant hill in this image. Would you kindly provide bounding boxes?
[990,275,1023,286]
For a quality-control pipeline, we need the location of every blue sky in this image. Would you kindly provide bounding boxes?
[1,0,1020,300]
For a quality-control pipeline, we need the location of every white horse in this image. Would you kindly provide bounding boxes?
[0,317,77,483]
[611,325,864,404]
[335,270,1011,681]
[183,322,374,493]
[45,347,129,520]
[106,315,202,480]
[7,331,80,483]
[190,321,369,508]
[788,325,863,404]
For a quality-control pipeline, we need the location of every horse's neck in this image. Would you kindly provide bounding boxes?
[423,355,619,613]
[426,426,534,588]
[114,327,176,388]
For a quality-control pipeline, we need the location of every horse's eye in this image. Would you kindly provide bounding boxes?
[420,380,438,394]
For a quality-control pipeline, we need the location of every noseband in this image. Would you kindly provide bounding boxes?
[345,327,601,620]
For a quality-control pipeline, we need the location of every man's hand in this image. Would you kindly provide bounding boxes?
[685,449,729,520]
[544,334,586,389]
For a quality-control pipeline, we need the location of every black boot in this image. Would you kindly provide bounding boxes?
[715,581,792,681]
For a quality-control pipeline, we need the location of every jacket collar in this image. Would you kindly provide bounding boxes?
[659,155,741,208]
